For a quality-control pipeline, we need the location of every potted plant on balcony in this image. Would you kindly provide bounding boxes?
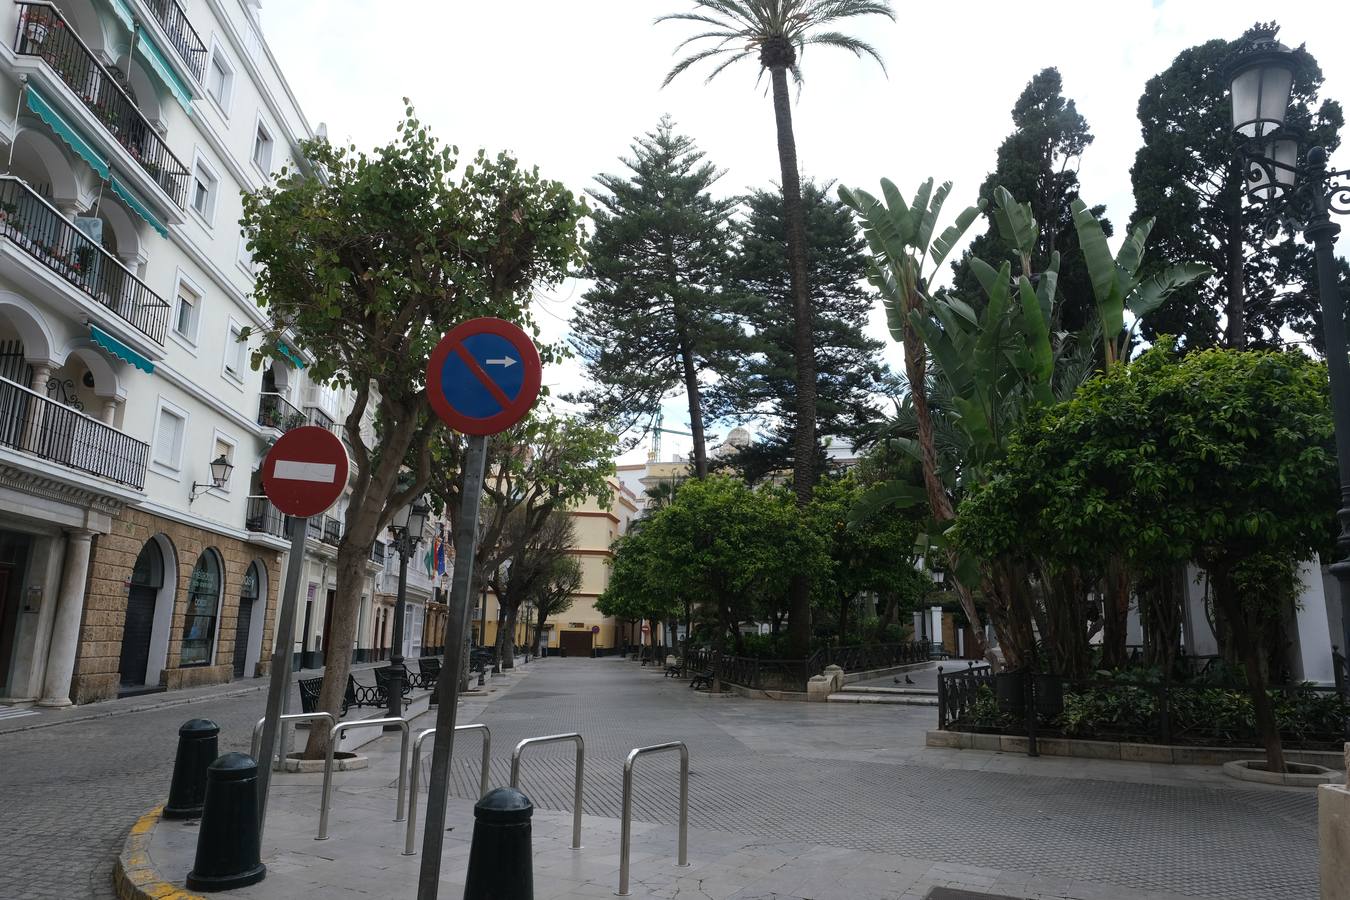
[24,9,55,45]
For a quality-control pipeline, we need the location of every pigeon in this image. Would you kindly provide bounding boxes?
[905,675,915,685]
[893,676,901,684]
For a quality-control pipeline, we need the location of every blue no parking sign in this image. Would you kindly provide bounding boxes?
[426,317,542,435]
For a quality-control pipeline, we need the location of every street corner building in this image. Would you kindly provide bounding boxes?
[0,0,320,706]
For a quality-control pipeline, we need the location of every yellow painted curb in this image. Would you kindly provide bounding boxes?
[112,804,206,900]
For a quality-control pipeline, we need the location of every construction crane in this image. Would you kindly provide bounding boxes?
[650,408,693,461]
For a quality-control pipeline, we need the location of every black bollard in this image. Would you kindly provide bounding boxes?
[463,787,534,900]
[186,752,267,891]
[164,719,219,820]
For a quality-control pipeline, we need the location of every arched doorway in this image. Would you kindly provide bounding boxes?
[119,540,163,687]
[180,550,223,667]
[232,561,266,678]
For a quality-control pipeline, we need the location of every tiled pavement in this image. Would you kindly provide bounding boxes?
[0,656,1330,899]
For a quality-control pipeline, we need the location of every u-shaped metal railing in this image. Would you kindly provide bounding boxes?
[510,733,585,851]
[317,717,411,841]
[403,723,492,857]
[616,741,689,896]
[250,712,338,769]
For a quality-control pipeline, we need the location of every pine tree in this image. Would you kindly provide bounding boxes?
[710,182,890,479]
[952,67,1110,333]
[1130,22,1344,351]
[569,118,741,476]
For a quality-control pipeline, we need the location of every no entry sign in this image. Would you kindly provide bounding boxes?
[427,318,541,435]
[261,426,349,518]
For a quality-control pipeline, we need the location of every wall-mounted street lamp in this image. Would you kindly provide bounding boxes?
[1228,26,1350,652]
[188,454,234,503]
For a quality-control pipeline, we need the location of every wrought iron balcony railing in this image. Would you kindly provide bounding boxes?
[257,392,306,432]
[15,2,190,206]
[142,0,206,82]
[0,373,148,488]
[322,515,341,545]
[0,176,170,343]
[244,495,286,538]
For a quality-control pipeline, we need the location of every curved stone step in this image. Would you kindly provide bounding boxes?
[826,692,938,706]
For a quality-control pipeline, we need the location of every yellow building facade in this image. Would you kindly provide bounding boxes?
[468,476,639,655]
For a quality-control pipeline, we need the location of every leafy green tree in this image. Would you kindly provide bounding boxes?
[956,343,1336,772]
[570,118,740,477]
[528,554,581,654]
[489,512,576,662]
[601,476,824,658]
[430,412,615,669]
[660,0,896,655]
[807,473,926,642]
[1130,22,1344,350]
[241,105,583,757]
[952,67,1111,332]
[711,183,890,475]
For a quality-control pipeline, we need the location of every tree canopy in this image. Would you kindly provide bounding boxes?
[1129,22,1345,350]
[711,182,890,477]
[569,118,740,476]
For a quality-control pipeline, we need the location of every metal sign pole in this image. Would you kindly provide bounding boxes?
[417,434,489,899]
[255,513,309,837]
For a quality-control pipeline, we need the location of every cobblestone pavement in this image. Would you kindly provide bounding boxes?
[0,690,265,899]
[0,656,1325,900]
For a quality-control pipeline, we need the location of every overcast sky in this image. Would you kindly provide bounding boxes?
[259,0,1347,465]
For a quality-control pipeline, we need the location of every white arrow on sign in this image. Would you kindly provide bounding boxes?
[486,357,517,368]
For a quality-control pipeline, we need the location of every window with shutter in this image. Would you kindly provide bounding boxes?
[154,408,185,468]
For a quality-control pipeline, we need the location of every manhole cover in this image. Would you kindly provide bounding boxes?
[925,890,1027,900]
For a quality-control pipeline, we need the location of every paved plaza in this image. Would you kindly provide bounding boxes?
[0,656,1330,899]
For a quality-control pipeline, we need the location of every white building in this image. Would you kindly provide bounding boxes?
[0,0,326,705]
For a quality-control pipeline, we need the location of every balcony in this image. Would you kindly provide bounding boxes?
[370,541,387,567]
[141,0,206,83]
[305,405,341,435]
[0,177,171,344]
[15,3,190,207]
[0,373,148,488]
[321,515,341,545]
[245,495,286,539]
[257,392,306,432]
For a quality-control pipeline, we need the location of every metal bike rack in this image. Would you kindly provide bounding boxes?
[509,733,584,851]
[616,741,689,896]
[250,712,337,769]
[403,723,492,857]
[317,717,411,841]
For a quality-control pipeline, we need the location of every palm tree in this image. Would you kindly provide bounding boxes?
[659,0,894,655]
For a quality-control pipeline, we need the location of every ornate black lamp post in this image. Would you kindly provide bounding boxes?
[1229,29,1350,652]
[385,495,430,719]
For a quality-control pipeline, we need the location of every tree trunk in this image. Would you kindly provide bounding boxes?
[1212,566,1286,773]
[500,605,518,669]
[1224,159,1246,349]
[768,63,817,658]
[838,593,849,643]
[1101,556,1131,670]
[677,333,709,477]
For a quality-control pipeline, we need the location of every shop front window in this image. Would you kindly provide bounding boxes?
[180,550,222,666]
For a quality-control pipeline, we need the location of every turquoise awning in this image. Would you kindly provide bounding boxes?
[278,342,307,370]
[26,87,109,179]
[90,324,154,374]
[109,176,168,238]
[110,0,194,113]
[134,29,194,114]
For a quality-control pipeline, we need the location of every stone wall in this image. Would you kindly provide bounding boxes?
[70,507,281,704]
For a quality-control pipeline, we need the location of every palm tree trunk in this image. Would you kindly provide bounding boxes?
[768,63,817,658]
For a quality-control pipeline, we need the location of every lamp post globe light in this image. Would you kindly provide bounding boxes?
[1228,27,1350,652]
[385,495,430,720]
